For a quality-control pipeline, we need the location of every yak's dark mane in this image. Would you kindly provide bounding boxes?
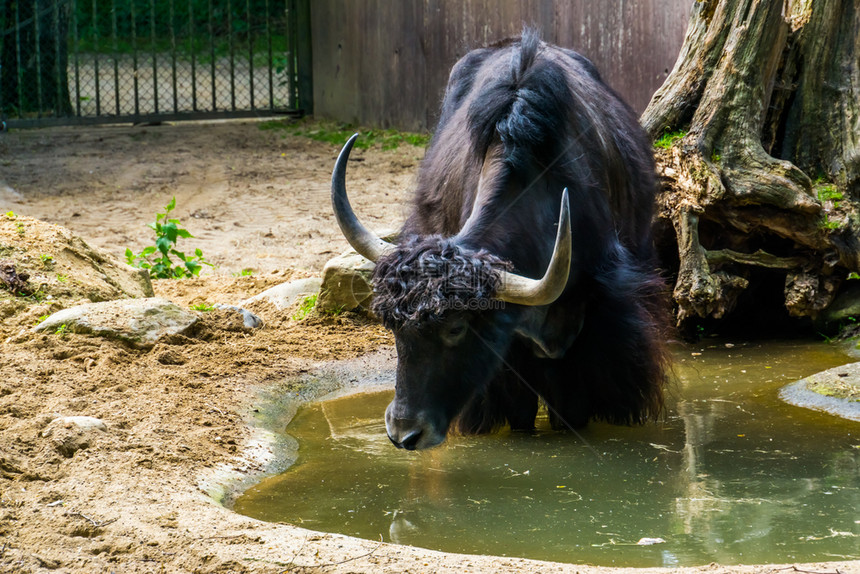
[467,28,578,172]
[371,236,511,329]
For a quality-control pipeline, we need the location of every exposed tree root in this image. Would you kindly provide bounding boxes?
[644,0,860,331]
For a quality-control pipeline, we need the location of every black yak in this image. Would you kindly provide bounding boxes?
[331,29,668,450]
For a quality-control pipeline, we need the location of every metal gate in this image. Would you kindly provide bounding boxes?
[0,0,311,128]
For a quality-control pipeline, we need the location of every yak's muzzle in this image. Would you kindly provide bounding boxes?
[384,400,446,450]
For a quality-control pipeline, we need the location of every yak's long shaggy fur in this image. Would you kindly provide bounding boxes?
[371,236,511,330]
[370,28,669,447]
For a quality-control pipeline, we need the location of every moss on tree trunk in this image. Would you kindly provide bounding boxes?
[643,0,860,330]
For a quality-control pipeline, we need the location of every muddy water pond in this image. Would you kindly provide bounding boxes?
[234,341,860,567]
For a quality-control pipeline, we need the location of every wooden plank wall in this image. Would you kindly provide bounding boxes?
[310,0,693,132]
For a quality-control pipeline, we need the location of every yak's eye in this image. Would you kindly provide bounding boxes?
[441,320,469,345]
[449,324,466,336]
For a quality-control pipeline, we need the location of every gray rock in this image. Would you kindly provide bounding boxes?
[317,230,397,314]
[212,304,263,329]
[241,277,322,310]
[780,362,860,422]
[33,297,199,348]
[317,252,375,313]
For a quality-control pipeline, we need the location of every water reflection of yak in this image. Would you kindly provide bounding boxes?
[332,28,669,450]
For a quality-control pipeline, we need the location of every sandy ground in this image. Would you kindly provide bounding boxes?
[0,121,857,574]
[0,120,418,275]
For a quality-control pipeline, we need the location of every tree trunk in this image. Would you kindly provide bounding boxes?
[642,0,860,332]
[1,0,73,118]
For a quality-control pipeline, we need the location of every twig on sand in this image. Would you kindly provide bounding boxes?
[283,536,384,572]
[774,566,844,574]
[201,534,249,541]
[205,403,226,416]
[280,534,309,572]
[65,509,118,528]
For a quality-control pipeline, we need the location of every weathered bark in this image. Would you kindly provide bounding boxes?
[643,0,860,329]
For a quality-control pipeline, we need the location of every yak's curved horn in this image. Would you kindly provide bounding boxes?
[495,188,572,306]
[331,133,395,262]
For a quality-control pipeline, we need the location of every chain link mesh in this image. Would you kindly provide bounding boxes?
[1,0,298,125]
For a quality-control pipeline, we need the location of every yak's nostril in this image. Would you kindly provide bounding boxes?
[399,429,423,451]
[389,427,423,450]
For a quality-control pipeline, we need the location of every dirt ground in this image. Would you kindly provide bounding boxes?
[0,121,856,574]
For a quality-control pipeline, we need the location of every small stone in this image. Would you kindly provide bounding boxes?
[212,304,263,329]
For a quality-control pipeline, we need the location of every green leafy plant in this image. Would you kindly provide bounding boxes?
[817,184,843,206]
[56,274,68,283]
[15,222,25,236]
[190,302,215,312]
[39,254,54,267]
[125,197,213,279]
[54,324,69,337]
[292,294,317,321]
[232,268,255,277]
[5,211,16,219]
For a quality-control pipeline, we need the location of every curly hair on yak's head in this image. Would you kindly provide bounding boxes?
[370,235,512,330]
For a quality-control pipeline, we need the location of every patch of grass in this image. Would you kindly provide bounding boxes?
[190,302,215,312]
[56,274,68,283]
[654,130,686,150]
[324,305,346,317]
[232,268,255,277]
[816,184,843,205]
[261,119,430,150]
[292,294,317,321]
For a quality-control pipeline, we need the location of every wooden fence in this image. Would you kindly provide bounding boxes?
[310,0,692,131]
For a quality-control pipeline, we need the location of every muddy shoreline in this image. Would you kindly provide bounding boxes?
[202,346,398,509]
